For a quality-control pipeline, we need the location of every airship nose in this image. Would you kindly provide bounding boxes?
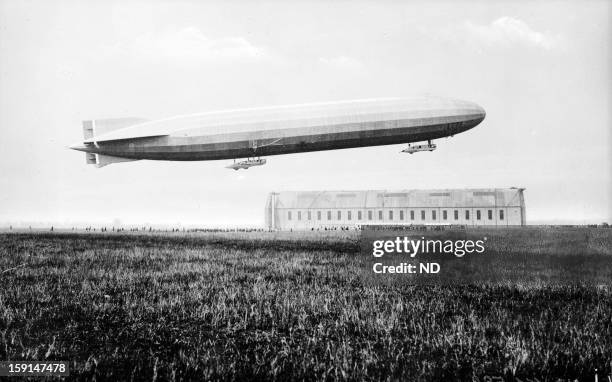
[446,99,486,133]
[459,100,486,126]
[429,95,485,123]
[473,102,486,122]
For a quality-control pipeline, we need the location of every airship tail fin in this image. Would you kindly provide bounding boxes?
[82,118,149,140]
[86,153,96,165]
[95,154,138,168]
[85,153,138,168]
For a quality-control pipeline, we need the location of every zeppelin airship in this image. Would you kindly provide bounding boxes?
[69,96,485,169]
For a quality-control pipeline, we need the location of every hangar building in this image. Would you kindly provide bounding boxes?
[265,188,526,230]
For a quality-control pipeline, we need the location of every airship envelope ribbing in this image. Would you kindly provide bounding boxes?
[69,96,485,169]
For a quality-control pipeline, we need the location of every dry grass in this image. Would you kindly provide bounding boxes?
[0,229,611,381]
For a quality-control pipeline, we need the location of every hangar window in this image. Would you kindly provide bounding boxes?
[298,211,302,220]
[488,210,492,220]
[500,210,504,220]
[378,211,383,220]
[288,211,292,220]
[368,211,372,220]
[432,210,437,220]
[400,210,404,220]
[389,211,393,220]
[443,210,447,220]
[308,211,311,220]
[476,210,481,220]
[358,211,362,220]
[410,210,415,220]
[421,210,425,220]
[317,211,321,220]
[465,210,470,220]
[338,211,342,220]
[327,211,331,220]
[454,210,459,220]
[474,191,496,197]
[348,211,352,220]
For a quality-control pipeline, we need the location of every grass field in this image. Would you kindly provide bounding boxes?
[0,229,611,381]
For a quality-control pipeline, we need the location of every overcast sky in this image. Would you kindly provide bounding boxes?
[0,0,610,227]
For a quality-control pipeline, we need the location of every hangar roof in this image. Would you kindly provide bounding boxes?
[269,189,525,209]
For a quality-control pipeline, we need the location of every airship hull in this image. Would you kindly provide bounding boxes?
[70,96,486,165]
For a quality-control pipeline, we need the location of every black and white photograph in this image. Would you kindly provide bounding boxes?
[0,0,610,380]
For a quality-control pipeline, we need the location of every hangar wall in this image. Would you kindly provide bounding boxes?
[265,188,526,230]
